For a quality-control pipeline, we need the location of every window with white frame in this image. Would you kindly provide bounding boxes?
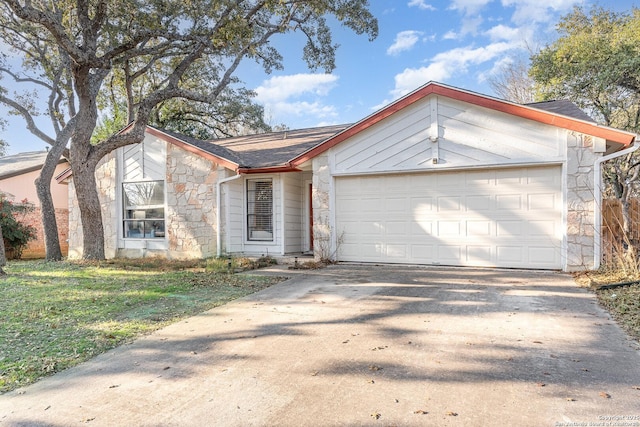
[247,179,273,241]
[122,180,166,239]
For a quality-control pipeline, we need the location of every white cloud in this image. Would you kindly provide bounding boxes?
[392,62,452,97]
[501,0,580,25]
[485,24,520,42]
[387,30,424,56]
[459,14,484,36]
[448,0,493,15]
[407,0,436,11]
[390,42,516,97]
[266,101,338,120]
[443,30,459,40]
[255,73,338,103]
[255,73,339,123]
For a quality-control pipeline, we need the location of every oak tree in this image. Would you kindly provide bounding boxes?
[0,0,378,260]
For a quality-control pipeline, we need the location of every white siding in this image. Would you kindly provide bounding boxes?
[224,175,285,256]
[226,176,244,254]
[283,172,303,253]
[122,133,166,181]
[332,95,566,175]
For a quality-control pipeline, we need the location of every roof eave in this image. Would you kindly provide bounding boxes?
[145,127,240,172]
[237,165,302,174]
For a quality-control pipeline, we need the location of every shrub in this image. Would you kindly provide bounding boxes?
[0,195,37,260]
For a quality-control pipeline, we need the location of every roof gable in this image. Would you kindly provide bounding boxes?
[290,82,636,167]
[330,94,572,174]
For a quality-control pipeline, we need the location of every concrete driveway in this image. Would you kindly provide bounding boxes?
[1,264,640,426]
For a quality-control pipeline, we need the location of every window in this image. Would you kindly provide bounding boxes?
[247,179,273,241]
[122,181,165,239]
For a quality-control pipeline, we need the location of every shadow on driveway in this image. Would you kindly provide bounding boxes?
[1,264,639,426]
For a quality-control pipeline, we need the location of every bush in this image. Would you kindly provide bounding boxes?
[0,195,37,260]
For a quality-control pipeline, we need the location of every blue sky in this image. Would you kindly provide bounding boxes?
[1,0,638,155]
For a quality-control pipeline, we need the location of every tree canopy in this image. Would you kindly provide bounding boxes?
[0,0,378,260]
[530,6,640,132]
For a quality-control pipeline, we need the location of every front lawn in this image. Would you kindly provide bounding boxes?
[0,259,283,393]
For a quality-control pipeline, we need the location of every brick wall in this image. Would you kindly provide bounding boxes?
[15,207,69,259]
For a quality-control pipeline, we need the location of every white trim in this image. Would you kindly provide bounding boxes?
[304,179,313,252]
[279,177,286,255]
[330,160,564,177]
[561,160,568,271]
[216,172,242,257]
[328,155,338,261]
[243,175,277,246]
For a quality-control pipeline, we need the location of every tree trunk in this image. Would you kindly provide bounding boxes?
[71,157,106,260]
[0,217,6,275]
[35,143,67,261]
[620,195,637,265]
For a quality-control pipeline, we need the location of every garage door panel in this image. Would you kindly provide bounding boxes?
[528,193,557,210]
[467,195,492,211]
[438,245,462,261]
[438,221,462,236]
[386,221,409,236]
[497,246,524,263]
[411,221,433,235]
[385,197,408,212]
[386,244,408,258]
[529,220,557,236]
[527,167,559,185]
[497,220,524,236]
[335,166,562,269]
[496,194,522,210]
[411,245,435,259]
[529,246,558,264]
[467,221,492,237]
[467,246,492,263]
[437,196,461,211]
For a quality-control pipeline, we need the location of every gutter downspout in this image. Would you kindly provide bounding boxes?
[216,172,243,257]
[593,142,639,269]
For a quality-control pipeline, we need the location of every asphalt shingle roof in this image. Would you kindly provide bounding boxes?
[158,124,350,169]
[215,124,350,169]
[526,100,595,123]
[0,151,67,179]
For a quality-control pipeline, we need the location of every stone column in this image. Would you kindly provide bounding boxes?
[565,134,602,271]
[312,153,333,261]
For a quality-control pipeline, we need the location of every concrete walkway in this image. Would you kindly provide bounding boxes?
[1,265,639,426]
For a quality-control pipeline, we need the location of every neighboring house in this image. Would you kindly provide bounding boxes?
[63,82,636,271]
[0,151,70,258]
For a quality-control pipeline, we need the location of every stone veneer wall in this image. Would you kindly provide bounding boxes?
[565,133,601,271]
[165,143,218,258]
[312,153,332,261]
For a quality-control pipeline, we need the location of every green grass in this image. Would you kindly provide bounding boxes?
[0,259,284,393]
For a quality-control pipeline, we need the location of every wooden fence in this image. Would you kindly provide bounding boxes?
[602,198,640,264]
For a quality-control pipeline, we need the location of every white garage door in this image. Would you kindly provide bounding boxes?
[335,166,562,269]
